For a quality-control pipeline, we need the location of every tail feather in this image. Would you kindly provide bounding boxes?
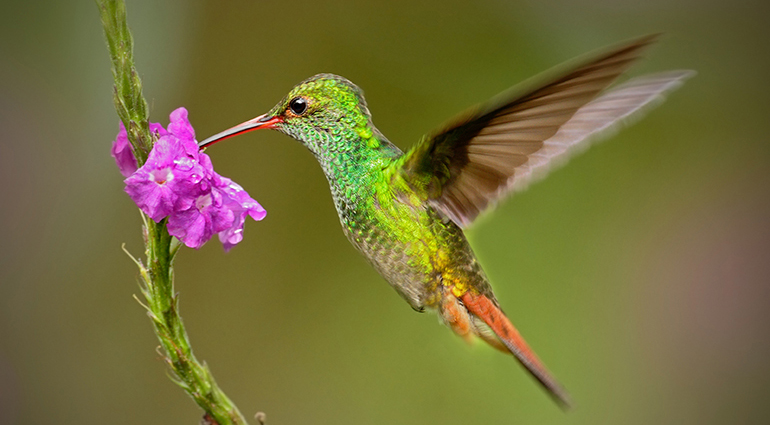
[460,291,573,409]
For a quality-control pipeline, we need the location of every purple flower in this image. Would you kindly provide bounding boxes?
[114,107,265,250]
[216,175,267,252]
[150,122,169,139]
[111,122,169,177]
[167,185,234,249]
[167,107,195,142]
[124,134,204,222]
[111,122,138,177]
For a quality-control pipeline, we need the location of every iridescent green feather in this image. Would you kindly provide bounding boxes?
[198,37,691,407]
[263,74,494,310]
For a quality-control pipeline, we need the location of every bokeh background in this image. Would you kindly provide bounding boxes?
[1,0,769,424]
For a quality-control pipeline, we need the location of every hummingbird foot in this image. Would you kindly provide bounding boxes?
[438,289,475,344]
[438,288,509,352]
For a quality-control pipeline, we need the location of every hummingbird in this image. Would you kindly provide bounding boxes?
[199,35,692,408]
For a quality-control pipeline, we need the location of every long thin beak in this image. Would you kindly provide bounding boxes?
[198,114,282,148]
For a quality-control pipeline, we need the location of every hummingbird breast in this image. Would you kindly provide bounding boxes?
[324,156,494,312]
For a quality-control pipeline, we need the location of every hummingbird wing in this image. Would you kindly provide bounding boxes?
[393,35,692,227]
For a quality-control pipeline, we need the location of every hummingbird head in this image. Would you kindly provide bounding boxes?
[199,74,379,158]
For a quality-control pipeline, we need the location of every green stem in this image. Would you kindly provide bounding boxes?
[96,0,151,164]
[143,219,248,424]
[97,1,250,423]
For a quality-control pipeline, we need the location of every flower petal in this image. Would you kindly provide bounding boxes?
[168,107,196,142]
[111,122,138,177]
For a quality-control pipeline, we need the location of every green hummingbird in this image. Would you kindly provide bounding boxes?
[199,34,692,408]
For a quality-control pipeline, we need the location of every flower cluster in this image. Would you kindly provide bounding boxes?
[111,108,266,251]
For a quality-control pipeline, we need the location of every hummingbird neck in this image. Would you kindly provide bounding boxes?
[305,122,401,182]
[304,126,402,223]
[318,131,401,182]
[317,135,401,243]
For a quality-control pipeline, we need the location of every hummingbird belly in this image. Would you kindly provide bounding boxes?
[333,184,494,311]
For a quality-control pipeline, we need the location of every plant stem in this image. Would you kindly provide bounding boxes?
[96,0,151,164]
[142,218,248,424]
[97,1,250,423]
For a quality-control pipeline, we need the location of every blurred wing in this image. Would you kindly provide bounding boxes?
[508,70,694,195]
[394,35,688,227]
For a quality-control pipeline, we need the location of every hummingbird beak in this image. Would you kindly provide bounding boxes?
[198,114,282,148]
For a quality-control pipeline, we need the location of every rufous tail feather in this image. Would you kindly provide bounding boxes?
[460,291,573,408]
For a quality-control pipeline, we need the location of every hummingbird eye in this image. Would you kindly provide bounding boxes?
[288,97,308,116]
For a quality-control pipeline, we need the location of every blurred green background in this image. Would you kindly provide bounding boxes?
[1,0,769,424]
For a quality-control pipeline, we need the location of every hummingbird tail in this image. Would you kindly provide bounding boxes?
[460,291,573,409]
